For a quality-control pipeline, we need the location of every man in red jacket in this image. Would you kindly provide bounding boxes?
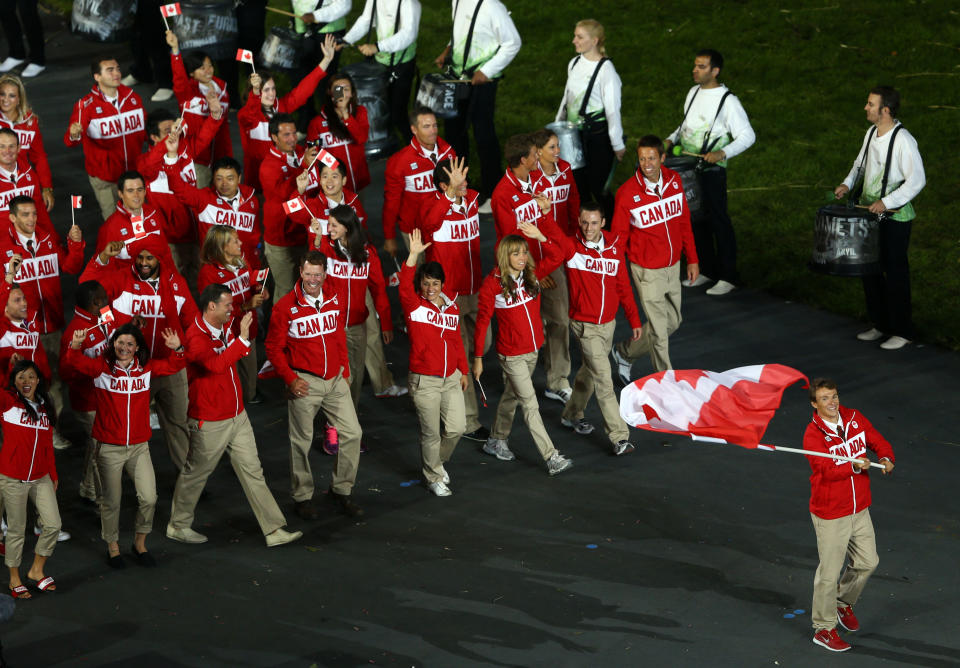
[0,128,54,234]
[167,284,302,548]
[804,378,895,653]
[610,135,698,381]
[94,171,175,272]
[382,106,456,257]
[65,57,146,220]
[265,250,364,521]
[2,195,84,449]
[560,203,642,455]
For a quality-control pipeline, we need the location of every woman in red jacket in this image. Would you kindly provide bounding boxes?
[306,73,370,193]
[318,205,392,410]
[0,74,52,208]
[0,360,60,598]
[66,323,185,569]
[237,34,336,190]
[197,225,268,404]
[400,230,468,496]
[472,223,573,476]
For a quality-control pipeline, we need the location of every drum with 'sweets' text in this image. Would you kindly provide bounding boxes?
[809,204,880,276]
[663,156,703,220]
[545,122,585,171]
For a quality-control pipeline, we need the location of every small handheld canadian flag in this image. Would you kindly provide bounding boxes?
[130,215,147,239]
[256,268,270,284]
[71,195,82,208]
[282,197,304,216]
[159,3,181,29]
[236,49,255,73]
[99,306,115,324]
[316,148,339,170]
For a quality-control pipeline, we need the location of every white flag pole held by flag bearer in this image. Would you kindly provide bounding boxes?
[619,364,888,470]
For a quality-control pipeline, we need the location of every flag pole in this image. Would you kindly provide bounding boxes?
[690,435,888,470]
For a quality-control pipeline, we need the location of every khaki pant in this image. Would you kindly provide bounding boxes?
[457,293,490,432]
[345,322,367,409]
[811,509,879,630]
[616,262,682,372]
[491,351,557,461]
[170,242,201,293]
[151,368,190,470]
[89,175,119,221]
[563,320,630,444]
[237,346,259,403]
[0,473,60,567]
[76,410,102,502]
[288,372,362,500]
[264,243,300,302]
[170,410,286,535]
[39,331,64,417]
[409,371,466,483]
[540,267,571,391]
[194,164,212,190]
[97,442,156,543]
[363,290,395,393]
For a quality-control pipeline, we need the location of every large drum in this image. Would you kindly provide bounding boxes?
[260,27,302,72]
[71,0,136,43]
[173,2,238,61]
[809,205,880,276]
[545,121,585,170]
[416,73,459,119]
[663,155,703,219]
[342,61,395,159]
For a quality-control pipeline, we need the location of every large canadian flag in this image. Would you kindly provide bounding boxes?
[619,364,808,448]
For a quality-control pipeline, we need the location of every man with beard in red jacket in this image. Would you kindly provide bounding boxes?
[804,378,895,653]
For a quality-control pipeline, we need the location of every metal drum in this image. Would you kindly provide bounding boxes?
[546,121,585,170]
[342,61,395,159]
[71,0,136,42]
[663,155,703,219]
[259,26,302,72]
[416,73,459,119]
[173,2,238,61]
[809,205,880,276]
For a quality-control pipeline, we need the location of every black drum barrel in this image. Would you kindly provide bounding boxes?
[260,27,302,72]
[663,155,703,219]
[173,2,239,61]
[342,61,396,159]
[809,204,881,276]
[71,0,136,43]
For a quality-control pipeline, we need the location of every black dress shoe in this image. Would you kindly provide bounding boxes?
[247,391,265,405]
[327,488,364,517]
[461,426,490,442]
[130,547,157,567]
[295,500,319,520]
[108,554,126,569]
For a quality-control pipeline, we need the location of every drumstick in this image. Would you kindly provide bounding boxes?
[437,79,471,84]
[670,145,704,159]
[265,6,297,18]
[854,204,901,214]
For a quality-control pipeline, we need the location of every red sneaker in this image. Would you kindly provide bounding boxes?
[813,628,851,652]
[323,424,339,455]
[837,605,860,631]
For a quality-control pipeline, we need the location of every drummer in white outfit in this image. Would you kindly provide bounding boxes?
[556,19,625,222]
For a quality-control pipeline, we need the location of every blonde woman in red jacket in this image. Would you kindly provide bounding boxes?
[65,322,185,569]
[472,223,573,476]
[0,359,60,598]
[400,229,468,497]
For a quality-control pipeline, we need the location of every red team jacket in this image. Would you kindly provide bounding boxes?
[398,263,467,378]
[0,389,56,482]
[531,159,580,237]
[65,346,186,445]
[562,230,641,328]
[306,107,371,192]
[0,156,55,235]
[419,190,483,296]
[0,281,51,379]
[317,237,392,330]
[804,406,895,520]
[610,167,698,269]
[184,314,250,421]
[59,306,115,413]
[197,262,264,340]
[265,280,349,385]
[259,146,320,247]
[474,237,564,358]
[383,137,455,241]
[491,169,563,265]
[64,85,145,182]
[0,224,84,333]
[289,189,368,249]
[0,113,53,188]
[94,202,175,271]
[170,52,232,166]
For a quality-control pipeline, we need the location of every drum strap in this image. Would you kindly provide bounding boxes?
[880,124,903,198]
[849,126,876,204]
[453,0,486,76]
[577,57,609,121]
[698,91,731,155]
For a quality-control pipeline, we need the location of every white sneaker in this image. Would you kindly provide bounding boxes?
[682,274,711,288]
[482,437,515,461]
[880,335,911,350]
[375,384,409,398]
[478,200,493,215]
[0,57,25,73]
[856,327,884,342]
[610,347,633,385]
[561,417,595,435]
[544,387,572,404]
[428,481,452,497]
[265,527,303,547]
[706,280,736,296]
[151,88,174,102]
[121,74,139,86]
[1,518,6,537]
[34,525,71,542]
[150,412,161,430]
[20,63,45,78]
[441,466,450,485]
[546,452,573,476]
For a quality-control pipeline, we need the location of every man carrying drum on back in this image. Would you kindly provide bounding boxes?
[833,86,925,351]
